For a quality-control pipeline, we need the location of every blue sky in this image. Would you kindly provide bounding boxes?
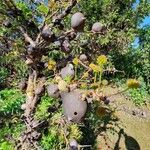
[132,0,150,47]
[132,16,150,48]
[133,0,150,27]
[140,16,150,27]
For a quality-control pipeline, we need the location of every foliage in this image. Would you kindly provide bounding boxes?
[111,77,149,106]
[126,78,149,105]
[40,123,82,150]
[0,89,25,116]
[126,79,140,89]
[47,60,56,71]
[35,95,56,120]
[37,95,82,150]
[79,0,150,92]
[0,0,150,149]
[80,101,119,148]
[0,48,28,88]
[138,26,150,92]
[79,0,150,52]
[89,55,107,85]
[0,67,9,87]
[109,45,150,91]
[40,128,59,150]
[67,124,83,140]
[127,88,148,106]
[115,77,149,105]
[0,49,28,78]
[0,119,25,150]
[0,142,13,150]
[0,121,24,140]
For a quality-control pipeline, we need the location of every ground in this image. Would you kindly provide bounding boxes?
[97,86,150,150]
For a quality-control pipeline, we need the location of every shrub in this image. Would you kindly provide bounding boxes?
[125,77,149,105]
[0,120,25,149]
[0,89,25,116]
[0,67,9,87]
[35,95,56,120]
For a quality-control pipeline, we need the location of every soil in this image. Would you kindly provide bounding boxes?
[96,85,150,150]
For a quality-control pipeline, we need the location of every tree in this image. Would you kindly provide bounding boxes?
[1,0,80,149]
[81,0,149,51]
[0,0,149,149]
[138,26,150,91]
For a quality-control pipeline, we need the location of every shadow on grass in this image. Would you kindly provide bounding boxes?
[79,102,140,150]
[114,128,140,150]
[80,103,120,149]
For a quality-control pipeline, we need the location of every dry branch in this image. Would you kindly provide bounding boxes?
[52,0,77,25]
[19,27,36,47]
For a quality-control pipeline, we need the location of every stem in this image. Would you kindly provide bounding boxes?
[78,69,90,83]
[99,71,102,88]
[99,65,103,88]
[107,88,129,98]
[79,145,92,148]
[75,66,77,80]
[94,72,97,83]
[33,70,37,89]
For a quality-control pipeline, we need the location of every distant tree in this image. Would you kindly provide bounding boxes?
[138,26,150,90]
[79,0,150,53]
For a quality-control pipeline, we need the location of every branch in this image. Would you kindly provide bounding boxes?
[52,0,77,26]
[19,27,36,47]
[35,0,77,48]
[35,10,60,44]
[0,35,15,42]
[57,0,77,19]
[0,44,10,52]
[78,60,90,70]
[9,0,18,10]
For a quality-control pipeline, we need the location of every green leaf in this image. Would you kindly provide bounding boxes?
[0,142,13,150]
[37,4,49,15]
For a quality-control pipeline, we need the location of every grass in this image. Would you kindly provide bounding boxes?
[98,85,150,150]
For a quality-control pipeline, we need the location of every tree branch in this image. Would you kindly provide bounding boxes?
[35,0,77,49]
[19,27,36,47]
[52,0,77,26]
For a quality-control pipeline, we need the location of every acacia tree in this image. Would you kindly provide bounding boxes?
[134,26,150,92]
[1,0,98,149]
[0,0,150,149]
[1,0,81,149]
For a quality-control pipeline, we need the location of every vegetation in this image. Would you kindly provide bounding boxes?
[0,0,149,149]
[0,89,25,116]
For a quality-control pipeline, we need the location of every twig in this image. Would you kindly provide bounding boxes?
[107,88,129,98]
[0,35,15,42]
[52,0,77,25]
[0,45,10,52]
[36,0,77,47]
[78,60,124,75]
[9,0,18,10]
[36,9,52,43]
[19,27,36,47]
[79,145,92,149]
[78,60,91,70]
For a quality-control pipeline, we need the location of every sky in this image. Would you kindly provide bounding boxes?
[132,0,150,47]
[140,16,150,27]
[132,16,150,48]
[131,0,149,26]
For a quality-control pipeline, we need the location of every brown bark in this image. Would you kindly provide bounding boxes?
[16,70,45,150]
